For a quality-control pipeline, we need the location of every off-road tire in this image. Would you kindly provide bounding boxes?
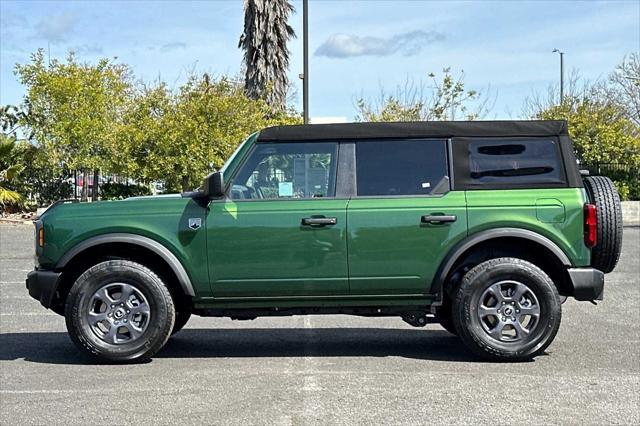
[583,176,623,273]
[453,257,562,362]
[65,260,175,363]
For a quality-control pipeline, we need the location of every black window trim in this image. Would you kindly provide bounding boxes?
[336,142,355,198]
[447,138,455,190]
[352,137,452,199]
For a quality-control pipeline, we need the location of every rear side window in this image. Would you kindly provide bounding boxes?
[452,137,567,189]
[356,139,448,196]
[467,138,564,186]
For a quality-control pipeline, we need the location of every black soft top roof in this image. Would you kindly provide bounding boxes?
[257,120,569,142]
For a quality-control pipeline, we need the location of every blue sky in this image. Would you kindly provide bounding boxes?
[1,0,638,120]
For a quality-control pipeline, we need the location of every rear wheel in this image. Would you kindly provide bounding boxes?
[583,176,623,273]
[65,260,175,362]
[453,257,562,361]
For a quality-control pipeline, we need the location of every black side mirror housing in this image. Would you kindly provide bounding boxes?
[203,171,225,198]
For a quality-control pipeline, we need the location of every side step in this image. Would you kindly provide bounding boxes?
[195,305,432,327]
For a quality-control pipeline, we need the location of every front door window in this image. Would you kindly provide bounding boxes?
[230,142,337,200]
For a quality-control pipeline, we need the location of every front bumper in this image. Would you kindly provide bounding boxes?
[26,269,62,309]
[568,268,605,301]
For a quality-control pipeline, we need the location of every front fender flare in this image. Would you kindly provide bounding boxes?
[431,228,572,302]
[56,233,195,297]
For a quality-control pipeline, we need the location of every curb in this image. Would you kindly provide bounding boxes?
[0,218,33,225]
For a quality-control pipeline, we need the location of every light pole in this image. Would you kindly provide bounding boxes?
[552,48,564,103]
[302,0,309,124]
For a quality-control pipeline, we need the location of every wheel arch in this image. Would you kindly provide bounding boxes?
[432,228,572,303]
[56,233,195,297]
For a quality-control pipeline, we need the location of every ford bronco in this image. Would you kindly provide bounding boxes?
[26,120,623,362]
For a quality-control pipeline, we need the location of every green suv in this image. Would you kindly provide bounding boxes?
[26,120,623,362]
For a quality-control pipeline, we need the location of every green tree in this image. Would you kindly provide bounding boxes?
[0,137,23,210]
[607,53,640,128]
[15,49,132,200]
[13,50,301,200]
[0,106,25,210]
[118,73,301,193]
[525,56,640,200]
[12,140,73,206]
[239,0,296,112]
[536,98,640,165]
[158,74,300,191]
[113,80,174,184]
[536,99,640,200]
[1,104,73,208]
[355,68,493,122]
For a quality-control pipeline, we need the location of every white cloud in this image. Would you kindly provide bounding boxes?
[160,42,187,52]
[0,11,27,29]
[72,44,104,55]
[34,11,77,43]
[315,30,445,58]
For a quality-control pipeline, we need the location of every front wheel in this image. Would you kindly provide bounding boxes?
[453,258,562,362]
[65,260,175,362]
[171,305,192,336]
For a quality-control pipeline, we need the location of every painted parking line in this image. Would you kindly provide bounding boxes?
[0,312,60,316]
[0,389,157,395]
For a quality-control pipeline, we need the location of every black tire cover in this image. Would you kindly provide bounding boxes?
[583,176,623,273]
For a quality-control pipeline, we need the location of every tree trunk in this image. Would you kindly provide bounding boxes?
[181,175,190,192]
[92,169,99,201]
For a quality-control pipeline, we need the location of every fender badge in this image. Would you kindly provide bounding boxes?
[188,218,202,230]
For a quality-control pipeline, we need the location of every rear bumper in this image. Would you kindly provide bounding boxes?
[26,269,62,309]
[568,268,604,301]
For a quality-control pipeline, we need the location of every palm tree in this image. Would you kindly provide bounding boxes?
[0,136,23,210]
[0,106,25,210]
[239,0,295,112]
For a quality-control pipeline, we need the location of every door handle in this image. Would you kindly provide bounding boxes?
[301,216,337,227]
[421,214,457,224]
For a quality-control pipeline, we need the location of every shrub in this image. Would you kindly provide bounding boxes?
[100,182,151,200]
[613,180,630,201]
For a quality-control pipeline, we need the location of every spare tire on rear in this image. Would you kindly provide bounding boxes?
[583,176,623,273]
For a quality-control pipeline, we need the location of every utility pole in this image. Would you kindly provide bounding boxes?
[302,0,309,124]
[552,48,564,102]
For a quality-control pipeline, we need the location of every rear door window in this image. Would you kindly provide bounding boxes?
[355,139,449,196]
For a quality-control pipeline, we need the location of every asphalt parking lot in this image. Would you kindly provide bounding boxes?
[1,223,638,425]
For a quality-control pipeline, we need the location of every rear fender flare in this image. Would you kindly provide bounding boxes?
[431,228,572,303]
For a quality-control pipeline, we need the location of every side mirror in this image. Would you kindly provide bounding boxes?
[203,171,225,198]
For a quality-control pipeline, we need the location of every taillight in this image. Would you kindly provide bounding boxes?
[38,227,45,247]
[583,203,597,248]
